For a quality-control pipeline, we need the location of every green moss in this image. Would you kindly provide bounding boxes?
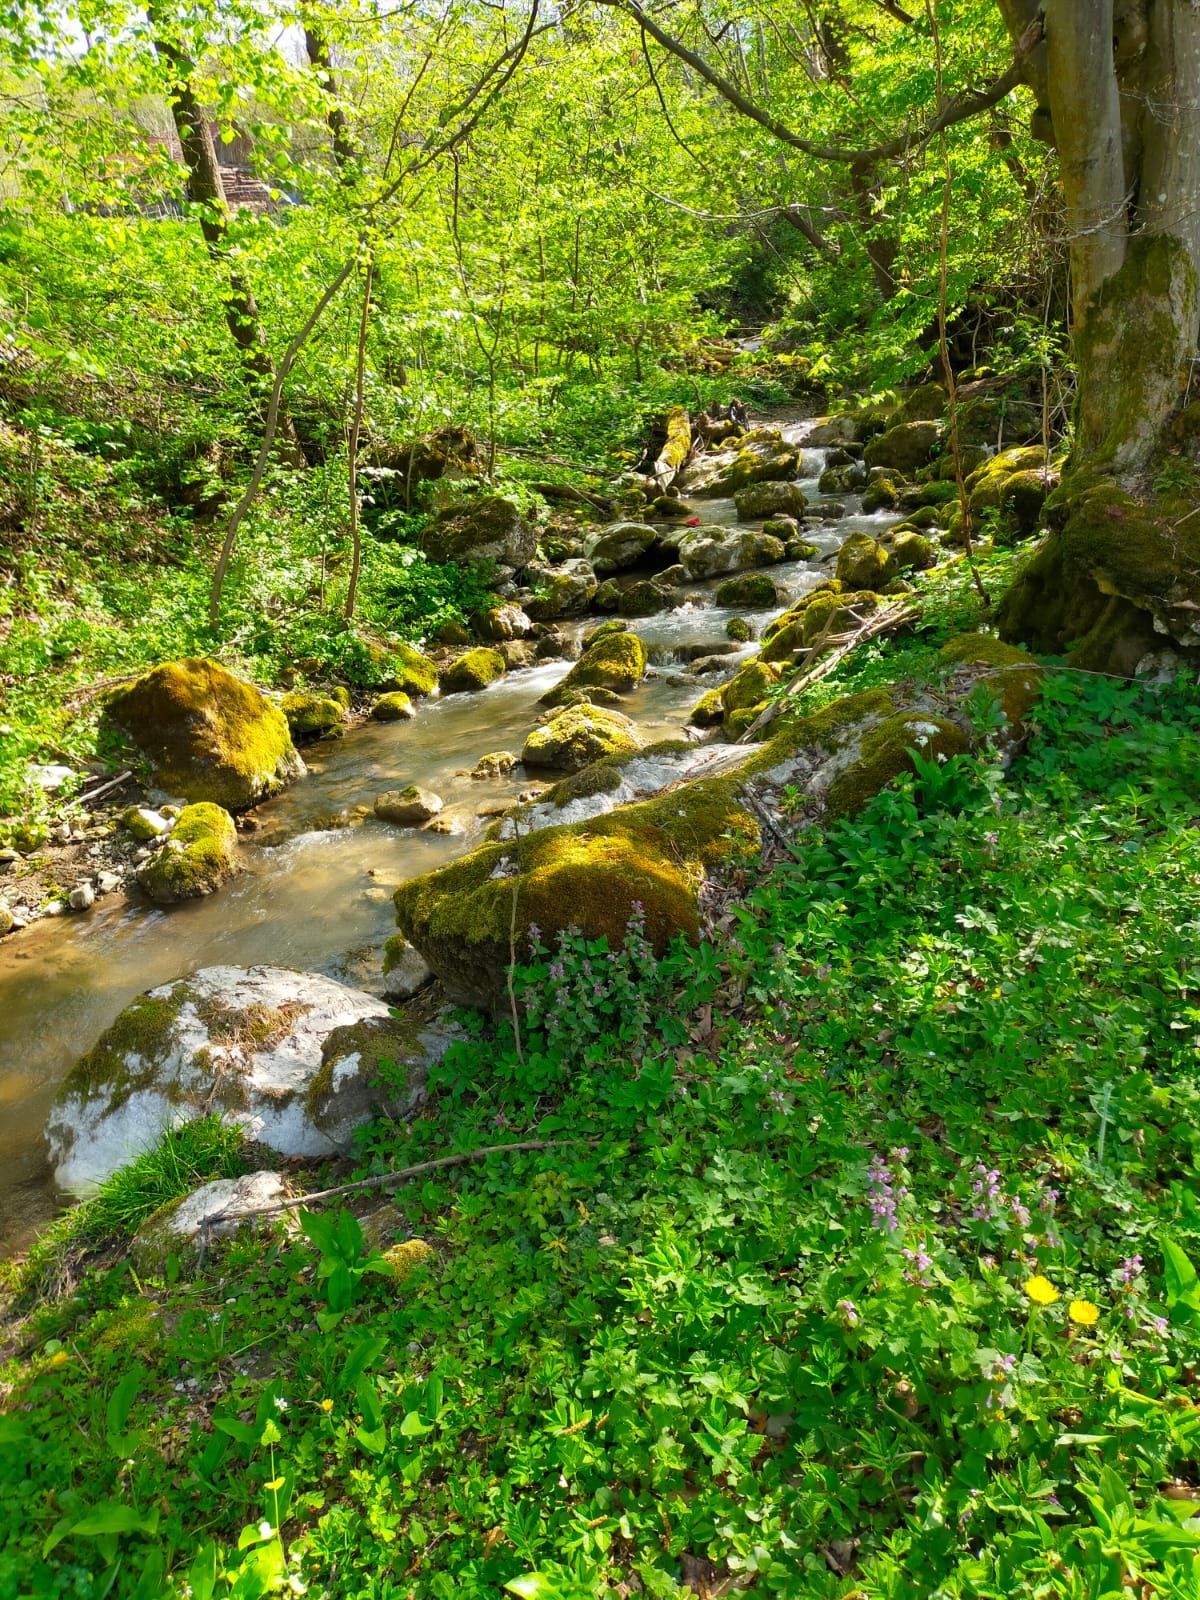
[280,690,347,740]
[61,993,184,1107]
[824,713,970,818]
[193,996,308,1051]
[394,778,758,1006]
[136,802,239,905]
[106,657,301,812]
[725,617,752,643]
[306,1014,426,1122]
[541,630,647,706]
[940,633,1043,727]
[388,643,440,697]
[689,687,725,727]
[836,534,896,590]
[716,572,778,608]
[965,447,1050,514]
[381,1238,436,1282]
[440,647,507,694]
[721,659,781,714]
[371,691,416,721]
[890,531,937,573]
[522,704,643,772]
[747,689,895,774]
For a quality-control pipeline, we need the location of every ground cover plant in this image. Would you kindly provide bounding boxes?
[5,576,1200,1597]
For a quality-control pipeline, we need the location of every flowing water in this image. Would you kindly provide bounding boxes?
[0,423,894,1250]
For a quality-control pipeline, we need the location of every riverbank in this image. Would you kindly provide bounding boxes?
[5,572,1200,1596]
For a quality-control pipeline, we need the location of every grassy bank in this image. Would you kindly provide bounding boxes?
[4,546,1200,1598]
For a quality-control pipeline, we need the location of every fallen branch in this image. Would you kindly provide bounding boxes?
[197,1137,595,1236]
[78,770,132,806]
[527,480,615,514]
[737,600,919,744]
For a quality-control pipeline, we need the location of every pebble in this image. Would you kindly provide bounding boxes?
[68,883,96,911]
[96,871,122,894]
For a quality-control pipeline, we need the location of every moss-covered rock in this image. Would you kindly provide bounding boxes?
[725,617,752,643]
[472,751,518,779]
[423,493,535,569]
[394,778,758,1006]
[721,658,781,714]
[472,602,533,641]
[440,647,507,694]
[836,533,896,590]
[122,805,169,841]
[890,531,937,573]
[541,630,647,706]
[525,561,599,620]
[896,383,946,423]
[382,643,440,696]
[584,522,661,575]
[862,476,901,513]
[370,691,416,722]
[374,786,443,825]
[965,446,1051,514]
[679,430,800,497]
[46,966,413,1192]
[824,713,969,817]
[733,481,807,521]
[136,803,239,905]
[864,421,941,474]
[106,658,303,812]
[689,688,726,727]
[998,469,1056,541]
[280,691,347,741]
[522,704,645,772]
[677,527,787,580]
[716,572,779,608]
[939,633,1042,733]
[618,580,670,618]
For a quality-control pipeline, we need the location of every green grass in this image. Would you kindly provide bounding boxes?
[5,598,1200,1597]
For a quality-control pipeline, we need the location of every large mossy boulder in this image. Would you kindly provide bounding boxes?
[965,446,1053,514]
[423,494,535,570]
[584,522,661,575]
[106,658,304,812]
[996,476,1200,673]
[864,421,942,475]
[679,429,800,497]
[280,690,347,741]
[45,966,442,1192]
[394,780,758,1006]
[939,633,1043,735]
[733,481,807,521]
[540,630,647,706]
[135,802,239,905]
[836,533,896,590]
[522,704,645,772]
[676,527,786,580]
[381,643,440,697]
[440,647,507,694]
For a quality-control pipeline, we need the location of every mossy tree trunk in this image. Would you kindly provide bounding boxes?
[1001,0,1200,477]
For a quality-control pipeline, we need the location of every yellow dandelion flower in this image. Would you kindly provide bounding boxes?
[1068,1299,1100,1326]
[1025,1275,1060,1306]
[47,1349,69,1368]
[319,1398,334,1413]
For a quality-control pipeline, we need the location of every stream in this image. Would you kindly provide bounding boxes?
[0,425,894,1251]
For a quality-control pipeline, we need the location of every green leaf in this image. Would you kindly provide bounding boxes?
[1162,1239,1200,1315]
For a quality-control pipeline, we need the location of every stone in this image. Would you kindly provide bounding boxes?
[374,786,443,826]
[472,751,518,779]
[524,561,598,620]
[440,648,507,694]
[896,383,947,423]
[132,1171,294,1269]
[862,476,901,514]
[472,602,533,641]
[584,521,661,575]
[540,630,647,706]
[96,871,122,894]
[29,763,75,792]
[715,572,780,608]
[836,534,897,590]
[0,904,15,936]
[679,428,800,497]
[676,527,786,580]
[423,494,535,569]
[47,965,445,1192]
[280,690,347,741]
[591,578,621,612]
[522,704,645,772]
[122,806,170,842]
[68,883,95,912]
[371,691,416,722]
[733,481,807,521]
[497,640,536,670]
[136,803,240,905]
[618,580,670,618]
[864,421,942,475]
[890,530,938,573]
[725,617,752,643]
[805,416,860,447]
[381,933,433,1001]
[105,658,304,813]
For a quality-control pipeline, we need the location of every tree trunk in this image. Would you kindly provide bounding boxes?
[996,0,1200,671]
[153,24,304,461]
[1004,0,1200,476]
